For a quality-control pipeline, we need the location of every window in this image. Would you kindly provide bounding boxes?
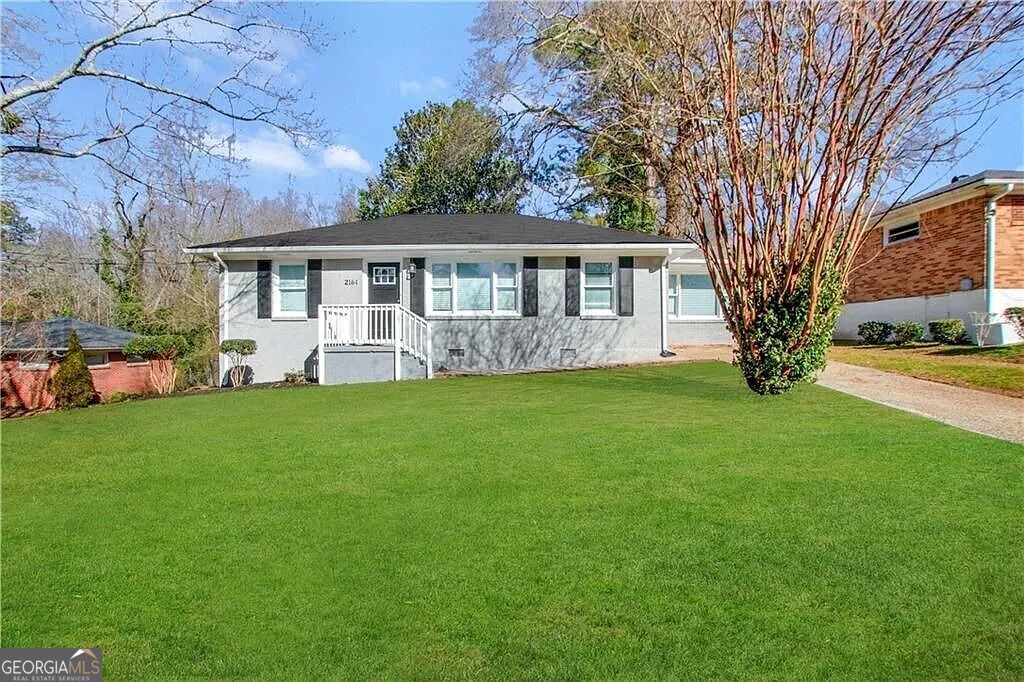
[275,262,307,317]
[582,260,614,314]
[885,222,920,246]
[372,266,396,285]
[126,355,149,366]
[428,260,519,315]
[669,273,721,318]
[431,263,453,311]
[84,352,109,367]
[17,353,49,370]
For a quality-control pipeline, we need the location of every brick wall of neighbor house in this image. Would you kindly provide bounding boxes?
[847,196,989,303]
[1,351,165,411]
[996,194,1024,288]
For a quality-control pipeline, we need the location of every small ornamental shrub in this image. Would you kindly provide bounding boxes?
[105,391,129,404]
[857,321,894,345]
[928,318,967,344]
[732,258,844,394]
[220,339,257,387]
[47,330,97,408]
[1005,307,1024,339]
[283,369,306,384]
[893,321,925,346]
[124,334,186,394]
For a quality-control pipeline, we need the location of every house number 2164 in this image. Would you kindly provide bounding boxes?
[344,278,359,286]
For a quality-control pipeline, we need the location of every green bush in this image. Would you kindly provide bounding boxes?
[733,259,844,394]
[47,330,97,408]
[123,334,186,394]
[928,318,967,344]
[123,334,187,360]
[283,369,306,384]
[857,321,894,345]
[893,321,925,346]
[1005,307,1024,339]
[220,338,257,387]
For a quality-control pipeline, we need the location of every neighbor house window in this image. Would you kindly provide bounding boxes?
[669,273,721,318]
[126,354,149,366]
[885,222,920,246]
[582,260,614,314]
[428,260,519,315]
[84,352,109,367]
[17,353,49,370]
[274,262,307,317]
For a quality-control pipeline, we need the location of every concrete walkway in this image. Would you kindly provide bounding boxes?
[817,362,1024,445]
[665,345,1023,444]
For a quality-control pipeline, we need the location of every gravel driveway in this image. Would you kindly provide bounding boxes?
[817,361,1024,444]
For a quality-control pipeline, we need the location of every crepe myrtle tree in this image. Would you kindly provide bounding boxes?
[473,1,1024,393]
[123,334,186,394]
[219,338,256,388]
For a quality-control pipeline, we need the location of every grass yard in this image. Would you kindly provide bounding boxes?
[830,341,1024,397]
[2,362,1022,679]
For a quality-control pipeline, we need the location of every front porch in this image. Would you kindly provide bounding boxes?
[316,304,433,384]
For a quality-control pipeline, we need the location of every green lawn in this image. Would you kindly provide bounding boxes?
[2,363,1022,679]
[831,341,1024,397]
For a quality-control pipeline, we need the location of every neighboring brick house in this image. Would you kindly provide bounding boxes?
[1,317,166,411]
[837,170,1024,345]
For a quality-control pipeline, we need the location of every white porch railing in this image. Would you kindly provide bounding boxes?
[318,304,433,381]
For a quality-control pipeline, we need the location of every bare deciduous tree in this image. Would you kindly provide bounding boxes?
[1,0,329,184]
[474,0,1024,393]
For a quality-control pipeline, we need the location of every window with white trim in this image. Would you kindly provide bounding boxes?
[274,262,307,317]
[885,222,920,246]
[582,260,615,314]
[84,352,109,367]
[428,260,519,315]
[668,273,721,317]
[372,265,397,285]
[17,352,49,370]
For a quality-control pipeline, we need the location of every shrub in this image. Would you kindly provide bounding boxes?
[220,339,257,387]
[123,334,186,394]
[893,321,925,346]
[105,391,130,404]
[733,258,844,394]
[928,318,967,344]
[47,330,97,408]
[857,321,894,345]
[283,369,306,384]
[1006,307,1024,339]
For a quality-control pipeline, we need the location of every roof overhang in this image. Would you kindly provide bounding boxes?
[873,176,1024,227]
[185,242,694,258]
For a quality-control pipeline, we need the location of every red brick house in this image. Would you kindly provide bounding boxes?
[838,170,1024,345]
[1,318,167,411]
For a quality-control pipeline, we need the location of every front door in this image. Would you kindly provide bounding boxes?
[368,262,400,304]
[367,262,400,341]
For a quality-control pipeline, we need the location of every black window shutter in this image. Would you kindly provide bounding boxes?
[306,259,322,319]
[565,256,580,317]
[523,257,538,317]
[618,256,634,316]
[410,257,426,317]
[257,260,272,319]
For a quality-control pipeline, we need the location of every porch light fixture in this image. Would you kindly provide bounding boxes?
[406,262,417,280]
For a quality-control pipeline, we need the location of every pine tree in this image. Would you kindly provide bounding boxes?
[48,330,97,408]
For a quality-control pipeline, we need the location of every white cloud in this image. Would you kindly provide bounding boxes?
[322,145,371,173]
[206,129,313,175]
[399,76,449,97]
[206,129,371,176]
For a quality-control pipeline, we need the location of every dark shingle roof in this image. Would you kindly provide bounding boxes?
[1,317,138,351]
[187,213,688,251]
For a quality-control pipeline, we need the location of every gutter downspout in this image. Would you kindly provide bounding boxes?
[659,252,675,357]
[212,251,228,385]
[986,184,1014,316]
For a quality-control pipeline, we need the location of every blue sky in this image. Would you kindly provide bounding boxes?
[7,1,1024,213]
